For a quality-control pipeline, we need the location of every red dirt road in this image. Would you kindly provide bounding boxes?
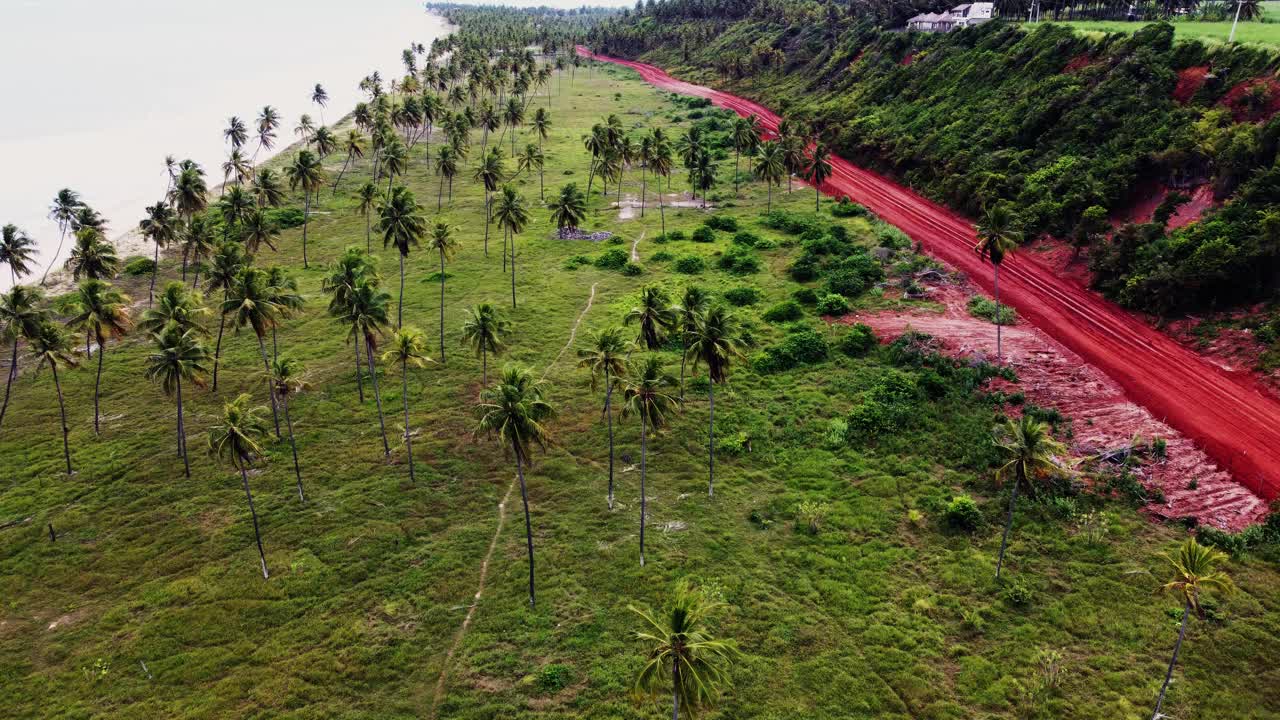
[580,46,1280,503]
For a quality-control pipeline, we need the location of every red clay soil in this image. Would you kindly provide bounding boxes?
[1220,77,1280,123]
[1173,66,1209,104]
[843,281,1269,530]
[1063,54,1093,73]
[579,46,1280,506]
[900,52,916,67]
[1110,182,1216,230]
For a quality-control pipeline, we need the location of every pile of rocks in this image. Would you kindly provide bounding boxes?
[557,228,614,241]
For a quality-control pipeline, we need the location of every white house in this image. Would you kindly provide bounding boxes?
[907,2,994,32]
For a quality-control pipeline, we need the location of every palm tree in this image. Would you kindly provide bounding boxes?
[461,303,508,388]
[265,266,303,360]
[378,185,427,327]
[1,224,37,285]
[549,182,587,238]
[731,115,760,196]
[674,286,710,401]
[333,130,367,195]
[30,321,78,474]
[222,268,282,438]
[224,116,249,151]
[44,189,84,284]
[686,305,744,498]
[474,365,554,608]
[689,151,716,208]
[649,133,675,235]
[531,108,551,196]
[779,123,807,194]
[322,246,378,401]
[493,185,530,308]
[181,214,217,288]
[427,221,458,361]
[382,327,433,482]
[295,114,316,141]
[217,185,254,242]
[631,579,741,720]
[622,356,679,566]
[311,126,337,160]
[1150,538,1236,720]
[993,415,1067,581]
[516,143,546,201]
[312,84,329,124]
[170,165,209,226]
[345,279,393,455]
[434,146,459,211]
[64,229,120,283]
[626,285,676,351]
[806,142,834,212]
[145,323,210,477]
[584,124,608,196]
[578,327,628,510]
[251,168,286,209]
[253,105,280,162]
[474,148,506,258]
[239,209,279,257]
[754,141,785,212]
[139,202,179,307]
[205,242,245,391]
[355,182,380,253]
[222,149,251,191]
[975,204,1022,362]
[208,393,272,579]
[478,100,501,155]
[380,139,409,195]
[267,356,311,502]
[0,286,47,429]
[67,279,131,435]
[503,97,525,156]
[139,281,207,338]
[285,150,325,268]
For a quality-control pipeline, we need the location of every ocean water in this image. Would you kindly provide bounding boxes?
[0,0,448,288]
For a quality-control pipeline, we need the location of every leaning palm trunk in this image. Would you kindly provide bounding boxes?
[364,212,372,253]
[398,254,406,327]
[640,164,647,218]
[149,245,160,308]
[439,252,447,363]
[93,334,105,435]
[707,382,715,497]
[672,656,681,720]
[51,364,72,475]
[301,190,311,269]
[659,183,666,235]
[639,413,648,567]
[41,229,67,285]
[481,345,488,387]
[994,263,1003,361]
[678,335,688,402]
[257,335,281,438]
[213,297,227,391]
[995,468,1021,581]
[353,340,365,402]
[237,457,270,579]
[282,394,305,502]
[366,338,391,456]
[1151,600,1191,720]
[510,233,518,309]
[176,375,190,478]
[605,368,616,509]
[516,455,536,608]
[485,192,492,259]
[401,358,415,483]
[0,338,18,429]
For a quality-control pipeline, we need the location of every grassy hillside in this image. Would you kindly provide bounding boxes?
[2,62,1279,720]
[1052,1,1280,46]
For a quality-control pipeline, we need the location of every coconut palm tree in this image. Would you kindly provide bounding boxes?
[474,365,554,608]
[649,132,675,235]
[43,189,84,284]
[435,146,459,211]
[381,138,409,195]
[621,356,678,567]
[493,185,530,308]
[630,579,741,720]
[345,279,393,455]
[502,96,525,156]
[145,323,210,477]
[779,123,807,194]
[139,201,179,306]
[626,285,677,351]
[251,168,286,209]
[222,149,251,191]
[239,209,279,257]
[206,242,246,391]
[208,393,272,579]
[0,286,47,429]
[731,115,760,196]
[378,185,427,327]
[975,204,1022,362]
[427,220,458,361]
[516,143,546,201]
[222,268,282,438]
[217,185,254,242]
[578,327,628,510]
[139,281,207,339]
[674,286,710,401]
[295,114,316,141]
[382,327,433,482]
[806,142,834,212]
[170,165,209,227]
[355,181,380,253]
[64,229,120,283]
[224,116,249,151]
[686,305,744,498]
[181,214,217,288]
[753,140,785,212]
[285,150,325,268]
[531,108,551,191]
[66,279,131,435]
[689,151,716,208]
[461,303,508,388]
[29,321,78,474]
[549,182,587,238]
[311,126,337,160]
[312,84,329,123]
[322,247,378,401]
[993,415,1067,581]
[1150,538,1236,720]
[264,266,303,360]
[267,356,310,502]
[1,224,37,285]
[333,130,367,195]
[474,148,506,258]
[253,105,280,162]
[478,100,501,155]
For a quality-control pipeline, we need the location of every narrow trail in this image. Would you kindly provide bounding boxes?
[429,282,598,715]
[630,231,645,262]
[579,46,1280,505]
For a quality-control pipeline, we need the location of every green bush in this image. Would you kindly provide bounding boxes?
[839,324,877,357]
[967,296,1016,325]
[792,288,818,305]
[658,229,686,243]
[754,328,829,372]
[789,253,821,282]
[717,245,760,275]
[651,250,674,262]
[705,215,738,232]
[847,370,919,437]
[762,300,803,323]
[691,227,716,243]
[724,286,762,306]
[267,207,305,229]
[122,256,156,277]
[1002,579,1034,607]
[944,495,984,533]
[732,231,761,247]
[816,293,849,316]
[534,664,573,693]
[564,254,592,270]
[673,255,706,274]
[875,225,912,251]
[595,248,630,270]
[831,198,869,218]
[622,262,644,276]
[825,253,884,298]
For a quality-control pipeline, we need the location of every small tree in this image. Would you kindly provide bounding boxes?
[461,303,510,388]
[974,204,1022,362]
[30,322,79,475]
[382,327,433,483]
[621,356,679,567]
[993,415,1067,581]
[208,393,272,579]
[577,327,629,509]
[267,357,311,502]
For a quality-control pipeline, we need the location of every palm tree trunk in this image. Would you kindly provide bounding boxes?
[437,177,445,211]
[177,375,190,477]
[283,394,304,502]
[816,184,821,212]
[271,326,279,363]
[486,192,492,259]
[994,263,1002,362]
[0,338,18,429]
[439,252,447,363]
[672,658,681,720]
[51,364,72,475]
[1151,599,1191,720]
[93,336,104,435]
[402,358,415,483]
[149,244,160,308]
[41,229,67,286]
[481,345,488,387]
[707,382,715,497]
[640,413,648,567]
[301,190,311,269]
[238,459,270,580]
[510,232,518,309]
[332,155,350,196]
[995,470,1021,581]
[659,186,666,236]
[213,295,227,391]
[365,211,372,254]
[353,339,365,402]
[679,335,688,402]
[605,369,615,509]
[516,457,536,608]
[641,164,647,218]
[767,182,773,212]
[398,253,406,327]
[366,338,391,456]
[735,148,741,195]
[257,334,281,439]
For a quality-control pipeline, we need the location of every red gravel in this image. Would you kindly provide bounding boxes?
[1220,77,1280,123]
[1112,182,1215,230]
[580,46,1280,506]
[1173,66,1209,104]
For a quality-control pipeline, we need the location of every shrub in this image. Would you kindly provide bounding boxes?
[944,495,984,533]
[875,224,912,250]
[705,215,738,231]
[622,262,644,276]
[754,328,828,372]
[1002,579,1034,607]
[717,246,760,275]
[732,231,761,247]
[816,293,850,316]
[607,235,626,245]
[691,226,716,243]
[838,324,877,356]
[122,256,156,277]
[967,296,1016,325]
[825,253,884,298]
[795,501,829,534]
[267,207,305,229]
[651,250,674,262]
[847,370,919,437]
[564,254,592,270]
[673,255,706,274]
[822,418,849,448]
[661,229,687,243]
[831,198,869,218]
[762,300,803,323]
[789,253,821,282]
[752,236,777,250]
[792,287,819,305]
[594,248,629,270]
[724,286,762,306]
[534,664,573,693]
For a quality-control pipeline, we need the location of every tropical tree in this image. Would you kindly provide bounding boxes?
[181,214,217,287]
[427,220,458,361]
[974,204,1022,362]
[993,415,1067,581]
[67,279,131,435]
[217,185,254,242]
[474,365,554,608]
[170,165,209,228]
[356,181,379,252]
[461,303,509,388]
[806,142,834,212]
[267,356,310,502]
[380,138,409,194]
[64,229,120,283]
[435,145,459,211]
[577,327,629,509]
[517,143,546,201]
[493,185,530,308]
[378,185,427,326]
[626,285,676,351]
[295,114,316,141]
[322,247,378,401]
[622,356,679,567]
[333,130,367,195]
[264,266,303,360]
[139,281,207,338]
[382,327,433,482]
[531,108,552,194]
[44,189,84,284]
[311,126,337,159]
[674,286,710,401]
[1150,538,1236,720]
[345,279,393,455]
[686,305,744,497]
[630,579,741,720]
[145,323,210,477]
[731,114,760,196]
[779,122,807,194]
[0,286,47,429]
[753,140,785,212]
[222,149,251,190]
[253,105,280,162]
[503,96,525,155]
[239,209,279,257]
[29,321,78,474]
[224,116,249,151]
[208,393,272,579]
[549,182,587,238]
[474,148,506,257]
[1,224,37,285]
[252,168,286,208]
[312,84,329,123]
[649,132,675,234]
[222,268,282,437]
[139,202,179,306]
[285,150,325,268]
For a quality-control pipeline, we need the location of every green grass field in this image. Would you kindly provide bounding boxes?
[2,62,1279,719]
[1035,2,1280,46]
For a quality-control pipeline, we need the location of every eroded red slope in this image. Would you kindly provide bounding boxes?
[580,46,1280,503]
